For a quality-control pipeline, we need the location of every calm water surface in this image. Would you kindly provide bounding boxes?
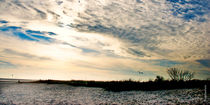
[0,83,205,104]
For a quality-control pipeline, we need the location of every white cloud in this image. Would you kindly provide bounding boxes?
[71,0,210,61]
[0,0,209,80]
[2,0,209,61]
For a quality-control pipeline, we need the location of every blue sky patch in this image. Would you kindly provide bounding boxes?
[196,59,210,68]
[167,0,209,22]
[25,30,44,35]
[0,26,36,41]
[0,26,22,31]
[141,59,185,67]
[81,48,99,53]
[0,26,55,42]
[136,0,143,3]
[153,59,185,67]
[0,20,8,24]
[48,32,56,35]
[13,31,38,41]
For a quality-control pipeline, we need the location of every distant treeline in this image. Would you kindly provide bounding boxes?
[30,79,209,92]
[22,67,210,92]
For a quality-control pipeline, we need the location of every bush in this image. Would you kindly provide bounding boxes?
[167,67,194,81]
[155,75,164,82]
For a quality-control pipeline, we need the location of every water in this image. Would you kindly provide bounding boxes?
[0,83,205,104]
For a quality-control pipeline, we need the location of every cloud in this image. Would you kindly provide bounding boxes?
[71,0,210,61]
[0,0,209,80]
[0,60,16,69]
[2,49,51,60]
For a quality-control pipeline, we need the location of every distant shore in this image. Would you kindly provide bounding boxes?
[17,79,210,92]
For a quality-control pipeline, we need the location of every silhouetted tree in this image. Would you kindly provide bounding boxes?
[155,75,164,82]
[167,67,194,81]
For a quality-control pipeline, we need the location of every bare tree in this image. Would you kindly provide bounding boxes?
[167,67,194,81]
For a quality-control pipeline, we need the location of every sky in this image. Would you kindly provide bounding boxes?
[0,0,209,81]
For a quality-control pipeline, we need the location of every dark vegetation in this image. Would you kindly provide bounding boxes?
[167,67,194,81]
[32,79,209,92]
[22,67,210,92]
